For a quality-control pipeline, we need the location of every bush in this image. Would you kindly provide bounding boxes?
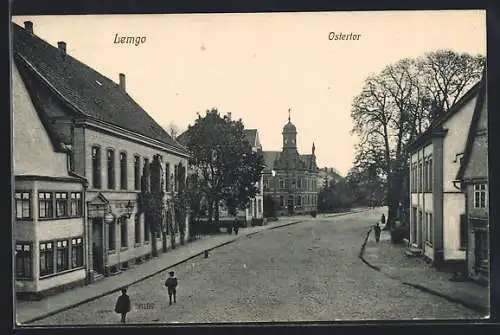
[390,221,409,244]
[251,218,264,226]
[311,211,317,217]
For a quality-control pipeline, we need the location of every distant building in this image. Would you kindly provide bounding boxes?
[456,71,488,285]
[13,21,189,299]
[318,167,343,190]
[262,112,320,216]
[407,76,484,271]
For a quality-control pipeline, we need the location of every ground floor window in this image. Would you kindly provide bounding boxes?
[56,240,70,272]
[425,212,433,244]
[135,214,141,244]
[15,242,32,279]
[39,241,54,276]
[120,217,128,248]
[280,196,284,208]
[71,237,84,268]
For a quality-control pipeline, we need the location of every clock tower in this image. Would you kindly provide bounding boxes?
[282,108,297,150]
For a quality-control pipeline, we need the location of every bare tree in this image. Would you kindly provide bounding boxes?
[351,50,484,232]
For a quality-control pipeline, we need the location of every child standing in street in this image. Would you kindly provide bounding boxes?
[114,287,131,324]
[165,271,178,305]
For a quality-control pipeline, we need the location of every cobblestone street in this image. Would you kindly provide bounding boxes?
[31,210,481,325]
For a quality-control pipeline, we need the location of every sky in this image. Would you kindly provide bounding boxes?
[12,11,486,176]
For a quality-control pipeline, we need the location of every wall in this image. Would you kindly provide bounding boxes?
[442,192,466,260]
[442,95,477,193]
[12,64,70,178]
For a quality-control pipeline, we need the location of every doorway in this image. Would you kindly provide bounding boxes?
[287,195,294,215]
[92,218,104,274]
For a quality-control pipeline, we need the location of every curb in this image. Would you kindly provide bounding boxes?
[20,209,369,324]
[21,219,306,324]
[358,230,488,315]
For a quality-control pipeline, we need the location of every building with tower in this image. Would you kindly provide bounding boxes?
[262,110,320,216]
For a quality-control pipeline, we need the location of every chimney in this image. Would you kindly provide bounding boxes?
[24,21,33,34]
[119,73,126,91]
[57,41,67,57]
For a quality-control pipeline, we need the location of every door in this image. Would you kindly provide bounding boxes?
[92,218,104,274]
[287,195,294,215]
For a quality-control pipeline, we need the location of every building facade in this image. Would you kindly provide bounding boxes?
[241,129,264,223]
[456,72,488,285]
[13,21,189,298]
[407,79,483,270]
[262,114,319,216]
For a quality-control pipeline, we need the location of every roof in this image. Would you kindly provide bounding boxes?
[12,22,187,155]
[283,120,297,133]
[300,154,316,170]
[456,69,487,181]
[262,151,281,172]
[407,79,482,152]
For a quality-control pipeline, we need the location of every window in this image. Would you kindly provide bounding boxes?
[15,242,32,278]
[280,196,284,207]
[426,212,433,244]
[174,164,178,192]
[56,240,69,272]
[120,217,128,248]
[38,192,53,218]
[39,242,54,276]
[418,161,423,190]
[55,192,68,217]
[165,163,170,191]
[297,178,302,189]
[92,146,101,189]
[120,152,128,190]
[460,214,467,248]
[474,184,487,208]
[134,214,141,244]
[107,149,115,189]
[297,195,302,206]
[134,156,141,191]
[428,158,433,191]
[109,221,116,251]
[423,160,428,192]
[15,192,31,219]
[70,192,82,217]
[71,237,83,268]
[144,215,150,242]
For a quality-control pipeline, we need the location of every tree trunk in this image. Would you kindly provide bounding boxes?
[151,231,158,257]
[162,231,167,252]
[207,198,214,225]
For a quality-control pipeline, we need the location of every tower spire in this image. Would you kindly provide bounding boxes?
[288,108,291,122]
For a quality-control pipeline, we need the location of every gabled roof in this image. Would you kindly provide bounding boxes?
[407,78,483,152]
[262,151,281,172]
[300,154,316,170]
[12,22,187,155]
[456,69,487,181]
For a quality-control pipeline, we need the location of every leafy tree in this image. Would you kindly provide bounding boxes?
[183,109,264,224]
[351,50,484,230]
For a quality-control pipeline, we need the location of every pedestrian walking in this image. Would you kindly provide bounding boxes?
[374,221,381,243]
[114,287,131,324]
[381,213,386,225]
[165,271,178,305]
[233,220,239,235]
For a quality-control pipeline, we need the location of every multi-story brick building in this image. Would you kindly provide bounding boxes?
[456,71,489,285]
[12,21,189,298]
[262,113,319,216]
[407,76,484,271]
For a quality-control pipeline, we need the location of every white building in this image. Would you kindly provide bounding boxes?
[407,79,482,270]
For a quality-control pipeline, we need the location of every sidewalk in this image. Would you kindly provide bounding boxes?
[361,229,490,316]
[17,209,367,325]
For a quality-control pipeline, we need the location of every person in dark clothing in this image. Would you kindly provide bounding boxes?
[165,271,178,305]
[381,214,386,225]
[374,221,381,242]
[233,220,239,235]
[114,287,131,324]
